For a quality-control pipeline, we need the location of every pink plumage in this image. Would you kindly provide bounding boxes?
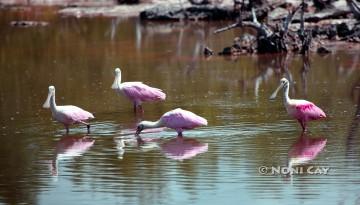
[121,82,166,102]
[293,101,326,121]
[43,86,94,133]
[160,108,208,132]
[136,108,208,136]
[112,68,166,112]
[55,106,94,126]
[286,100,326,130]
[270,78,326,131]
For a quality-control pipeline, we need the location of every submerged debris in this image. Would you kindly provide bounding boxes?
[10,21,48,27]
[317,46,332,54]
[203,46,214,56]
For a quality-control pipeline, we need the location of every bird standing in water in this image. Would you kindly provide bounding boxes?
[136,108,208,137]
[43,86,94,133]
[270,78,326,132]
[111,68,166,113]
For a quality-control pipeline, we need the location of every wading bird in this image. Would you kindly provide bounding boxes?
[43,86,94,133]
[270,78,326,131]
[136,108,207,137]
[111,68,166,113]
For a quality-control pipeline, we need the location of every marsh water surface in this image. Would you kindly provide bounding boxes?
[0,10,359,205]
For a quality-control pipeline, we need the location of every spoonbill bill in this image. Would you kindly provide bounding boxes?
[270,78,326,131]
[43,86,94,133]
[111,68,166,113]
[136,108,207,137]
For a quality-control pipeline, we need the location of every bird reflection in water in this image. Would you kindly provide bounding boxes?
[288,133,327,168]
[50,135,95,176]
[160,137,208,161]
[115,137,126,160]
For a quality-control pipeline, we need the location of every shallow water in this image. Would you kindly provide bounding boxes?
[0,9,360,205]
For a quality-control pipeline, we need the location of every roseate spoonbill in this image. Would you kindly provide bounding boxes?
[270,78,326,131]
[43,86,94,133]
[111,68,166,113]
[160,137,208,161]
[136,108,208,137]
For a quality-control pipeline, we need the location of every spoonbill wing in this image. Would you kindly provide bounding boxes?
[121,82,166,102]
[161,108,208,130]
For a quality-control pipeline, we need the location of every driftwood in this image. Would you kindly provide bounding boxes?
[347,0,360,20]
[214,2,306,54]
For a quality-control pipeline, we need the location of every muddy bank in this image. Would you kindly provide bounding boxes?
[209,0,360,55]
[2,0,360,55]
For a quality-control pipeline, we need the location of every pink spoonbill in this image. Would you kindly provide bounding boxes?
[136,108,208,137]
[270,78,326,131]
[43,86,95,133]
[111,68,166,113]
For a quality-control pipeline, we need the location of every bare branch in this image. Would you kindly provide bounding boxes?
[283,4,302,35]
[213,22,240,34]
[346,0,360,20]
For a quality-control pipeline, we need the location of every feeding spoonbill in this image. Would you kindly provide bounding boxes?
[136,108,208,137]
[111,68,166,113]
[43,86,94,133]
[270,78,326,131]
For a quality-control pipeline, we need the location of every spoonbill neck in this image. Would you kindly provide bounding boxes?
[111,73,122,89]
[283,84,290,105]
[141,120,163,129]
[50,93,57,112]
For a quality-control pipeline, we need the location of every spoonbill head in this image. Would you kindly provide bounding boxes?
[269,78,326,131]
[43,85,56,108]
[111,68,121,89]
[270,78,289,100]
[136,108,208,137]
[111,67,166,113]
[43,85,95,134]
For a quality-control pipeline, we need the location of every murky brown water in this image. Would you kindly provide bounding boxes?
[0,8,360,205]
